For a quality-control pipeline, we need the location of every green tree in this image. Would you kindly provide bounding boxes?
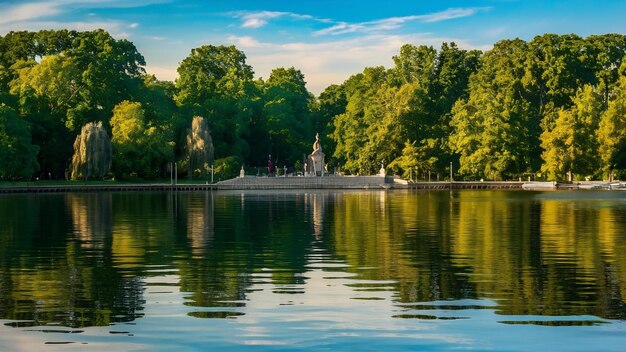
[332,66,389,174]
[598,62,626,179]
[316,84,346,161]
[0,104,39,180]
[110,101,173,179]
[540,85,603,180]
[175,45,255,160]
[262,67,314,164]
[392,44,436,85]
[430,43,481,174]
[4,30,146,178]
[388,140,435,180]
[450,39,535,180]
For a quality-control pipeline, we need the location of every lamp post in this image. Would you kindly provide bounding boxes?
[450,162,453,182]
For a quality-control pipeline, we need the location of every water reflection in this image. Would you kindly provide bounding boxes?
[1,190,626,337]
[68,193,112,250]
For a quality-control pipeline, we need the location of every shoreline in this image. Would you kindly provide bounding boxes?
[0,177,522,193]
[2,177,623,194]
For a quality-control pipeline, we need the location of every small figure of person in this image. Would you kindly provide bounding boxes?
[268,155,275,175]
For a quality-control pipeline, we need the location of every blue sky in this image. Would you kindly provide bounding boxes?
[1,0,625,94]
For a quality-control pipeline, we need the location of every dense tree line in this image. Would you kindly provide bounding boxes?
[1,30,625,181]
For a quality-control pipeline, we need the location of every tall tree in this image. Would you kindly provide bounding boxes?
[332,66,389,174]
[450,39,535,179]
[175,45,255,160]
[0,104,39,180]
[598,61,626,179]
[540,85,603,180]
[110,101,173,179]
[262,67,313,164]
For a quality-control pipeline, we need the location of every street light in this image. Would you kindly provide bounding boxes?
[450,161,453,182]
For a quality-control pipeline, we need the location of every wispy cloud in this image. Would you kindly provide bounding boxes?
[239,11,287,29]
[420,8,486,23]
[314,7,490,36]
[0,0,164,34]
[231,10,327,29]
[0,1,62,26]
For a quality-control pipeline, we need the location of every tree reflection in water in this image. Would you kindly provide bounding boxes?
[1,190,626,330]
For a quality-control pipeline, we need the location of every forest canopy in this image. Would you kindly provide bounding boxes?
[1,29,626,181]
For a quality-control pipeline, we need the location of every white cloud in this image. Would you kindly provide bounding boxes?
[224,34,490,95]
[0,2,62,25]
[232,10,323,29]
[146,35,166,41]
[314,7,490,36]
[227,35,264,48]
[240,11,284,29]
[0,0,164,35]
[420,8,485,23]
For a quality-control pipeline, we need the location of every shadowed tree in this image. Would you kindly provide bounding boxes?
[70,121,112,180]
[262,67,313,164]
[598,61,626,179]
[0,104,39,180]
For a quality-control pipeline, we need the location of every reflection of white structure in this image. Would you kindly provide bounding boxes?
[303,192,327,238]
[312,193,325,238]
[306,133,325,177]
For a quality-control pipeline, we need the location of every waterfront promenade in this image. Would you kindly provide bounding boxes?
[0,176,524,193]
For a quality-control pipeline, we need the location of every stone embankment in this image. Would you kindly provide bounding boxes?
[10,178,624,193]
[215,175,391,190]
[1,176,529,193]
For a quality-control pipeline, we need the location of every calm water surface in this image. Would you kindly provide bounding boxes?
[1,190,626,351]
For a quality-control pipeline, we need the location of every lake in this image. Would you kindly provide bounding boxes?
[1,190,626,351]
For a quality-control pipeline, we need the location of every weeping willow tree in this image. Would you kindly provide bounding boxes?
[71,122,112,180]
[187,116,214,178]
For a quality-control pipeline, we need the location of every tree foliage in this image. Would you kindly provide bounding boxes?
[2,30,626,181]
[540,85,602,180]
[110,101,173,179]
[0,104,39,179]
[598,61,626,178]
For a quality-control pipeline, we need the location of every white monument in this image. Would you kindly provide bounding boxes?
[306,133,325,176]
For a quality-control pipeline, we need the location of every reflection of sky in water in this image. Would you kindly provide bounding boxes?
[1,190,626,350]
[3,265,624,351]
